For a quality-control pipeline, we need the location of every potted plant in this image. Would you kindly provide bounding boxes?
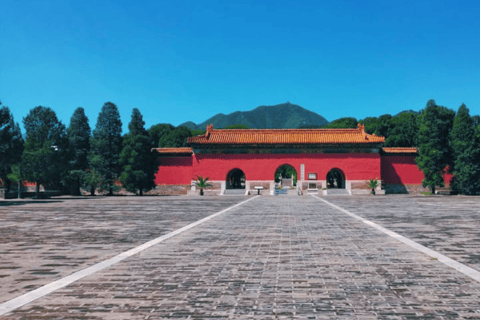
[193,175,212,196]
[366,178,379,195]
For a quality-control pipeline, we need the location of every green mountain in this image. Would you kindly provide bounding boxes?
[180,102,329,130]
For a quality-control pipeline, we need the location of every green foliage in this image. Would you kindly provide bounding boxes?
[67,107,91,195]
[68,107,91,170]
[89,102,123,195]
[82,168,103,196]
[385,112,418,147]
[22,106,68,196]
[7,164,23,198]
[7,164,22,183]
[274,165,297,185]
[193,175,212,195]
[158,126,192,147]
[224,124,249,129]
[360,114,392,137]
[190,129,206,136]
[449,104,480,194]
[416,100,455,194]
[472,115,480,128]
[0,103,24,190]
[366,178,379,194]
[148,123,175,147]
[120,108,157,195]
[322,117,358,129]
[366,178,379,189]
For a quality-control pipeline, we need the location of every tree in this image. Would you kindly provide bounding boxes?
[89,102,123,195]
[83,168,103,196]
[449,104,480,194]
[7,164,23,199]
[67,107,91,195]
[22,106,68,198]
[385,112,418,147]
[274,165,297,185]
[190,129,206,136]
[120,108,157,195]
[193,176,212,196]
[366,178,379,195]
[322,117,358,129]
[158,126,192,147]
[416,100,455,194]
[0,103,24,191]
[360,114,392,137]
[148,123,175,147]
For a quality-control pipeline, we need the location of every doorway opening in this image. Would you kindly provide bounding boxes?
[326,168,345,189]
[274,164,297,188]
[226,169,245,189]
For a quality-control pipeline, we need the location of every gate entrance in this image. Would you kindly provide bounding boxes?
[274,164,297,187]
[326,168,345,189]
[226,169,245,189]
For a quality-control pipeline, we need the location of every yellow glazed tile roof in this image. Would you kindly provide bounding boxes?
[382,147,418,154]
[152,147,193,154]
[187,124,385,145]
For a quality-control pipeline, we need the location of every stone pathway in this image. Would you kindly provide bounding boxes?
[0,197,246,304]
[325,195,480,271]
[2,196,480,319]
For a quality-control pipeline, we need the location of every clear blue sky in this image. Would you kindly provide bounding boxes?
[1,0,480,133]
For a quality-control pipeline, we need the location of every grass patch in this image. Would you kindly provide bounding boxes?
[420,191,432,196]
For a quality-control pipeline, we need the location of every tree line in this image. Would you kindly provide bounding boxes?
[1,99,479,196]
[316,99,480,194]
[1,102,169,197]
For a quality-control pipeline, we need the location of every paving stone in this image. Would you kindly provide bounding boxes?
[2,196,480,319]
[0,197,245,304]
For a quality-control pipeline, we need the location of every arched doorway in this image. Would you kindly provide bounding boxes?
[274,164,297,187]
[226,169,245,189]
[326,168,345,189]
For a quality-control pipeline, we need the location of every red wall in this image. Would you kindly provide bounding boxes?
[381,155,453,185]
[156,153,454,186]
[381,155,424,184]
[192,153,381,181]
[155,157,193,185]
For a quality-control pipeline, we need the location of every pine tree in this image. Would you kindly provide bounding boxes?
[22,106,68,198]
[89,102,122,195]
[416,100,455,194]
[0,103,24,191]
[449,104,480,194]
[67,107,91,195]
[120,108,157,195]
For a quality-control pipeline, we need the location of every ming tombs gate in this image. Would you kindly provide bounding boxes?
[153,124,450,195]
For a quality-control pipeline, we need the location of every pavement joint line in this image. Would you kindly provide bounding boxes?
[0,195,259,317]
[311,194,480,283]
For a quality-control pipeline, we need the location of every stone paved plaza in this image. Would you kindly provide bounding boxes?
[1,195,480,319]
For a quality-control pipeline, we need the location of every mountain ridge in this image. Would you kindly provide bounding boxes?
[179,102,329,130]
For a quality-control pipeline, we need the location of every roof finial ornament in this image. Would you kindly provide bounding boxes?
[357,123,365,132]
[206,124,213,138]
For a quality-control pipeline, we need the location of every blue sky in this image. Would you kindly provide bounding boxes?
[1,0,480,133]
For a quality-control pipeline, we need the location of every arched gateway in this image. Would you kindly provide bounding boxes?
[274,164,297,187]
[226,168,245,189]
[326,168,345,189]
[153,124,440,195]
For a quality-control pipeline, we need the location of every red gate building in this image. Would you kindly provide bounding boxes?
[153,124,451,195]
